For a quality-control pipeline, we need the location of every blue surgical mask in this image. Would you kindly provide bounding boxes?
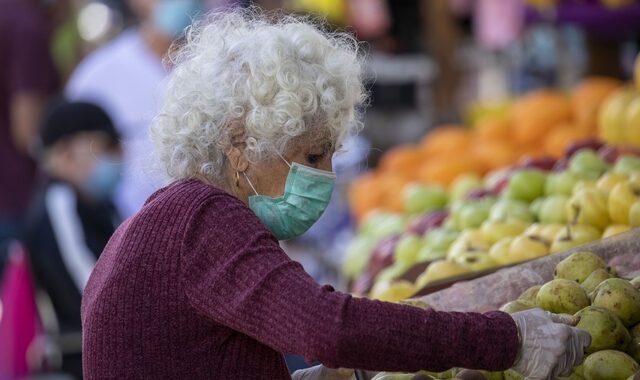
[152,0,202,39]
[246,154,336,241]
[82,155,122,201]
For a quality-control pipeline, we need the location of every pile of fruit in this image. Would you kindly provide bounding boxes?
[343,141,640,302]
[343,54,640,301]
[370,251,640,380]
[349,77,625,220]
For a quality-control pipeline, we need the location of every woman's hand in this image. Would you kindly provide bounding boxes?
[292,365,356,380]
[510,308,591,380]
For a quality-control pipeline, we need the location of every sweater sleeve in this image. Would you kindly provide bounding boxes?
[180,193,519,373]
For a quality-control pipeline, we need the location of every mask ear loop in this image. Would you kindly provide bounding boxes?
[242,172,259,196]
[275,151,292,168]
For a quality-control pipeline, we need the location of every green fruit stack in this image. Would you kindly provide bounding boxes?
[343,146,640,301]
[371,251,640,380]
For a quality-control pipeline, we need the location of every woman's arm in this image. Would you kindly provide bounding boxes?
[180,194,519,373]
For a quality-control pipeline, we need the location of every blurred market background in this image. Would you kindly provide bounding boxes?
[1,0,640,378]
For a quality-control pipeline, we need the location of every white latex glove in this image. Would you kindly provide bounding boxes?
[511,308,591,380]
[292,365,356,380]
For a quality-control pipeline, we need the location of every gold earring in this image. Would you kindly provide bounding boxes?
[235,171,240,187]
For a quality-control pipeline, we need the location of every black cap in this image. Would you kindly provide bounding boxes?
[39,100,120,149]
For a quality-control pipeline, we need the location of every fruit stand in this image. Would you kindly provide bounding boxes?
[352,230,640,380]
[339,52,640,380]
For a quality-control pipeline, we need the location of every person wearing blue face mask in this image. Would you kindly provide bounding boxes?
[66,0,203,220]
[23,100,122,379]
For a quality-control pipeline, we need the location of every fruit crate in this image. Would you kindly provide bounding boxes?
[412,228,640,312]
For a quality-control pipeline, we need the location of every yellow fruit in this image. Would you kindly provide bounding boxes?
[597,173,628,195]
[599,89,638,145]
[489,237,517,265]
[624,96,640,147]
[369,280,416,302]
[415,260,470,289]
[608,179,640,224]
[602,224,632,239]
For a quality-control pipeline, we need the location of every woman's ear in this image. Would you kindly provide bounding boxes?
[224,121,249,172]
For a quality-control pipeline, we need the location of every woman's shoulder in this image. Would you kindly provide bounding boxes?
[143,179,257,225]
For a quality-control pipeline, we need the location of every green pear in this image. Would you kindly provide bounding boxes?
[627,323,640,363]
[518,285,542,304]
[591,278,640,326]
[482,371,504,380]
[502,370,524,380]
[575,306,631,354]
[499,300,536,314]
[582,268,615,293]
[554,251,607,283]
[537,279,590,314]
[583,350,639,380]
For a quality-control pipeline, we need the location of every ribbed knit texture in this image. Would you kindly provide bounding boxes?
[81,179,520,379]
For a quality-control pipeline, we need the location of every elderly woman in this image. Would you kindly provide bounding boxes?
[81,9,590,380]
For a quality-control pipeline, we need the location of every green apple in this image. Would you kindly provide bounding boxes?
[489,237,517,265]
[538,195,570,224]
[489,199,534,222]
[453,199,494,230]
[480,219,528,244]
[374,261,412,282]
[394,234,425,265]
[508,235,550,262]
[418,228,459,261]
[342,236,377,279]
[573,179,598,194]
[629,201,640,227]
[609,179,640,224]
[568,149,609,180]
[403,184,448,214]
[613,155,640,176]
[422,228,458,252]
[550,225,601,253]
[359,211,406,238]
[596,172,628,195]
[566,188,610,230]
[545,171,582,196]
[530,197,545,219]
[504,169,547,202]
[450,174,483,200]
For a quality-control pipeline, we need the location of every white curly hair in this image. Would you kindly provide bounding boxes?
[150,8,366,183]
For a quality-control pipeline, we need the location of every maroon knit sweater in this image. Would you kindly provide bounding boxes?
[81,179,520,379]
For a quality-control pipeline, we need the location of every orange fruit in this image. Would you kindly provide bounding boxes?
[472,139,518,170]
[543,123,590,158]
[474,119,512,142]
[378,145,425,176]
[511,90,573,145]
[420,126,473,156]
[572,77,623,134]
[416,156,483,187]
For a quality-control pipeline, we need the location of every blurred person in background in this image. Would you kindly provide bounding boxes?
[66,0,203,217]
[24,100,122,379]
[0,0,63,266]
